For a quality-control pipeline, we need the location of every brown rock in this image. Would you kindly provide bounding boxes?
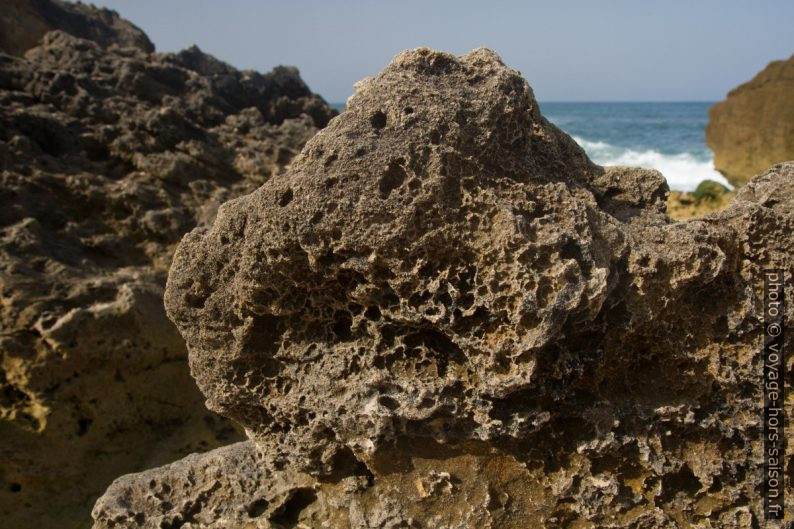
[0,7,335,529]
[706,54,794,186]
[0,0,154,56]
[91,439,597,529]
[165,47,608,467]
[95,48,794,527]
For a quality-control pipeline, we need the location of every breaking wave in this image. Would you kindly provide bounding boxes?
[572,136,732,192]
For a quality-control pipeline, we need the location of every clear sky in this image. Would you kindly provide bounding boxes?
[90,0,794,103]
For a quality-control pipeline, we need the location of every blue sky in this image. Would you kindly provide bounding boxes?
[91,0,794,103]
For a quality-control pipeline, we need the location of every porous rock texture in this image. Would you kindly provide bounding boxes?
[97,48,794,528]
[0,2,336,527]
[706,54,794,187]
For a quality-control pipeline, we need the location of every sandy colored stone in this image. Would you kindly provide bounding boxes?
[91,48,794,527]
[0,2,336,527]
[706,54,794,187]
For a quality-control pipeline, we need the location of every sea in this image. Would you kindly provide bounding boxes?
[330,101,730,192]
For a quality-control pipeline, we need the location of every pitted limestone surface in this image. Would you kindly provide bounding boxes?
[166,45,791,490]
[154,48,793,527]
[165,48,623,463]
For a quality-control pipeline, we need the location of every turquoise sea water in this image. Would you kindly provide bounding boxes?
[330,101,729,191]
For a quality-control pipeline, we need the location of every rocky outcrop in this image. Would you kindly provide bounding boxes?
[0,0,154,56]
[0,3,336,528]
[94,48,793,528]
[706,54,794,187]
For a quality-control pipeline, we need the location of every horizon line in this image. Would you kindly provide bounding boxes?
[538,100,718,104]
[328,100,718,105]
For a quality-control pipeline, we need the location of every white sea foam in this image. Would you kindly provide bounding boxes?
[572,136,732,192]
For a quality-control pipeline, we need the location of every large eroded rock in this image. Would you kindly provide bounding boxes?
[706,54,794,187]
[0,4,335,527]
[97,48,792,528]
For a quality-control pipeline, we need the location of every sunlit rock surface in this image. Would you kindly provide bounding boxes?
[97,48,793,528]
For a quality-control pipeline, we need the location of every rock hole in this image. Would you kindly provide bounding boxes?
[310,211,324,224]
[269,488,317,527]
[331,311,353,341]
[459,293,475,310]
[319,446,375,484]
[404,106,414,114]
[9,483,21,493]
[486,487,510,512]
[278,188,293,207]
[378,395,399,410]
[84,140,110,162]
[336,270,366,289]
[379,161,407,198]
[380,326,396,347]
[419,397,435,408]
[370,110,387,129]
[18,116,66,156]
[184,292,206,309]
[437,291,452,306]
[364,306,381,321]
[243,315,284,372]
[247,498,269,518]
[429,130,441,145]
[418,261,435,278]
[408,290,431,308]
[317,249,339,267]
[77,417,92,436]
[455,109,469,125]
[560,239,589,272]
[660,464,702,503]
[403,329,465,377]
